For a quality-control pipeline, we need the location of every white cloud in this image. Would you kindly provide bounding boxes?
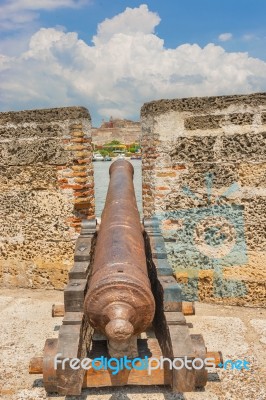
[218,33,233,42]
[0,0,88,30]
[93,4,161,45]
[0,5,266,123]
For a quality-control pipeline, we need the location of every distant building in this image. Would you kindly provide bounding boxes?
[92,117,141,145]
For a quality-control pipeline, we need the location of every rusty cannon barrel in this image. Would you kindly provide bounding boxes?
[84,160,155,357]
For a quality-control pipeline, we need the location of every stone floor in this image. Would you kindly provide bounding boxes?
[0,288,265,400]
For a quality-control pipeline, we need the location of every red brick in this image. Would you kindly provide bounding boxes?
[156,171,176,177]
[74,177,88,184]
[66,217,82,223]
[67,144,88,151]
[57,178,68,184]
[76,158,91,164]
[72,172,88,177]
[74,203,91,209]
[156,186,170,190]
[60,184,84,190]
[72,165,87,171]
[173,165,187,170]
[71,138,91,143]
[73,190,91,197]
[70,222,82,227]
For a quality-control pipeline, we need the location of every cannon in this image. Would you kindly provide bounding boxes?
[84,160,155,357]
[29,160,222,395]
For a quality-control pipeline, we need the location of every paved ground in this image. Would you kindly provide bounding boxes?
[0,288,265,400]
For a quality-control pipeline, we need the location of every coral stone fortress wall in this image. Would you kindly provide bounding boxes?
[141,93,266,306]
[0,93,265,307]
[0,107,94,289]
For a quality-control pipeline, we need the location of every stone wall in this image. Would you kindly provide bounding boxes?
[0,107,94,289]
[141,93,266,306]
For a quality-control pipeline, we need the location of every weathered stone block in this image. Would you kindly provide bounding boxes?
[0,138,72,166]
[0,106,90,125]
[228,112,254,125]
[242,196,266,224]
[238,162,266,187]
[220,133,266,162]
[242,196,266,251]
[141,93,266,117]
[0,239,75,289]
[180,268,266,306]
[184,113,254,131]
[0,239,74,263]
[170,136,217,162]
[223,251,266,280]
[0,123,68,139]
[184,115,222,130]
[174,163,239,190]
[0,190,76,242]
[0,165,58,191]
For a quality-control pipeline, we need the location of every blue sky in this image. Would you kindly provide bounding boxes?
[40,0,266,58]
[0,0,266,125]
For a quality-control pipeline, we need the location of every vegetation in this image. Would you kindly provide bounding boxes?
[93,140,141,156]
[107,140,121,145]
[98,149,109,157]
[102,140,126,153]
[128,142,140,153]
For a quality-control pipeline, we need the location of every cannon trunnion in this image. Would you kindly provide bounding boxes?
[29,160,222,395]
